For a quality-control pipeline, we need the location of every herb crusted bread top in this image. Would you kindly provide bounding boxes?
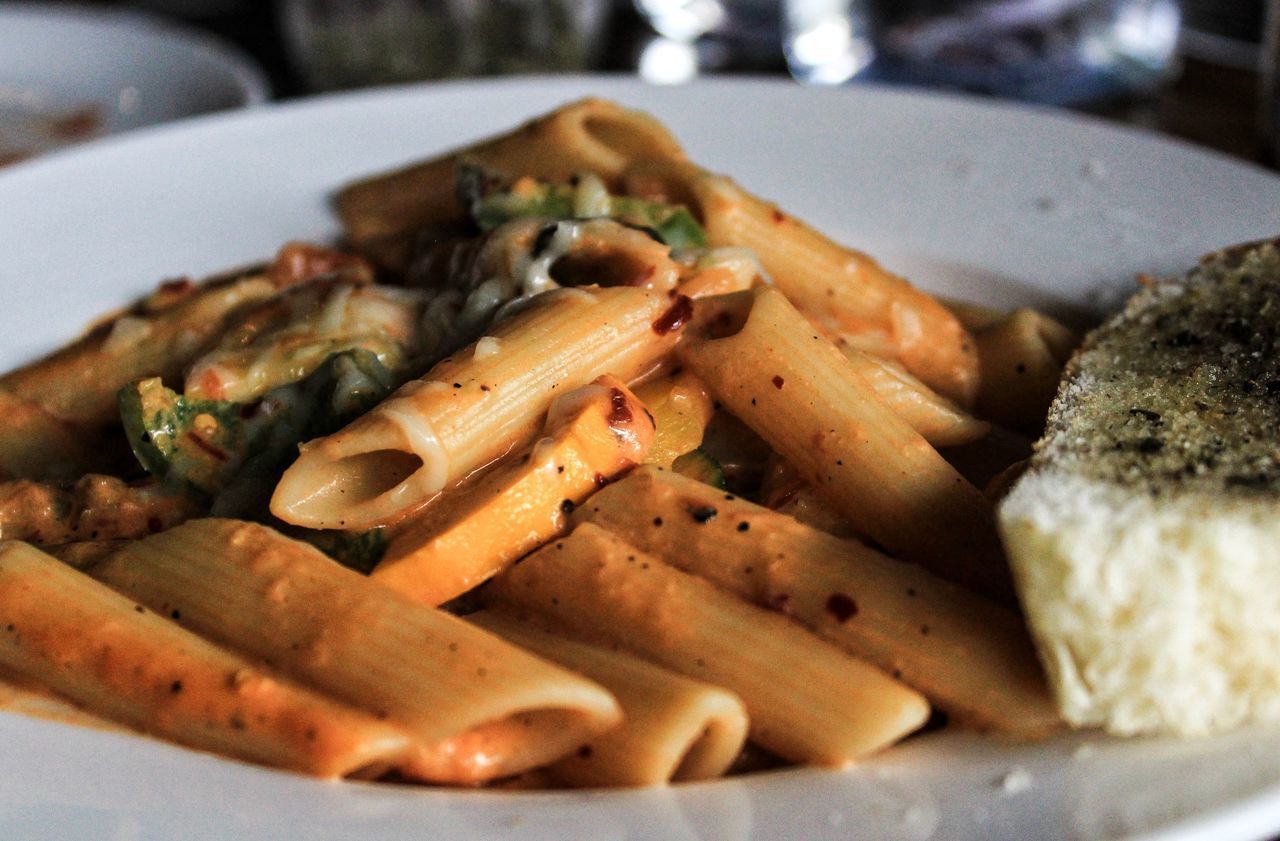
[1042,238,1280,500]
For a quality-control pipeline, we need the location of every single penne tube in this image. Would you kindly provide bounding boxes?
[630,370,715,468]
[679,286,1012,601]
[0,541,411,778]
[836,347,989,447]
[622,158,978,404]
[468,609,748,787]
[0,272,280,426]
[335,98,687,250]
[486,522,930,766]
[0,392,128,480]
[974,308,1080,431]
[271,285,690,530]
[575,467,1061,737]
[84,519,622,784]
[691,289,985,447]
[940,296,1006,332]
[0,243,369,426]
[374,375,655,606]
[0,670,131,733]
[940,424,1035,495]
[674,247,764,299]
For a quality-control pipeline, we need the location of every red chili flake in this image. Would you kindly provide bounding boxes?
[652,294,693,335]
[185,433,228,462]
[771,375,785,389]
[826,593,858,622]
[608,388,633,426]
[158,278,196,296]
[771,209,786,223]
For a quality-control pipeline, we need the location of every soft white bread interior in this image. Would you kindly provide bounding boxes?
[998,238,1280,736]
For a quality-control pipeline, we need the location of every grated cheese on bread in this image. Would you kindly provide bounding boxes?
[998,238,1280,736]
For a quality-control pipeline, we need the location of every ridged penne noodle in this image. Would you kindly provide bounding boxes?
[184,279,427,402]
[836,347,989,447]
[271,285,690,530]
[468,609,749,787]
[336,99,686,252]
[973,308,1080,431]
[0,392,128,480]
[375,376,655,606]
[0,242,371,427]
[486,522,930,766]
[0,476,200,544]
[0,541,411,778]
[940,296,1006,332]
[82,519,622,784]
[679,286,1012,601]
[674,247,764,299]
[621,158,978,404]
[0,272,281,425]
[575,467,1061,737]
[0,671,131,733]
[691,290,986,447]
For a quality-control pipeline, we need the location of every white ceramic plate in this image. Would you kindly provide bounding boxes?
[0,2,268,164]
[1,77,1279,841]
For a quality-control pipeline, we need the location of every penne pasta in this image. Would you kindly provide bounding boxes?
[621,158,979,404]
[271,285,690,530]
[575,467,1061,737]
[0,272,281,426]
[468,609,749,787]
[336,99,687,253]
[691,290,987,447]
[835,346,989,447]
[0,541,411,778]
[374,375,655,606]
[679,286,1012,601]
[0,392,129,481]
[486,522,931,767]
[973,308,1079,431]
[0,101,1097,789]
[82,519,622,784]
[0,671,128,733]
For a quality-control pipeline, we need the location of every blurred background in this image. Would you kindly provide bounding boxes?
[1,0,1276,166]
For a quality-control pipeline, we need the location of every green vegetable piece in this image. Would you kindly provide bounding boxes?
[459,165,707,249]
[671,448,727,489]
[119,350,395,515]
[294,527,388,574]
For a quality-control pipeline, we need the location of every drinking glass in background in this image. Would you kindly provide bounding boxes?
[1262,0,1280,163]
[278,0,610,91]
[784,0,1182,106]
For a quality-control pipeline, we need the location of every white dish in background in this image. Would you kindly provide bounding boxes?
[0,76,1279,841]
[0,2,268,163]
